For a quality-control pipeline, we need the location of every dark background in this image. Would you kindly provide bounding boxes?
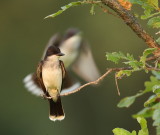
[0,0,156,134]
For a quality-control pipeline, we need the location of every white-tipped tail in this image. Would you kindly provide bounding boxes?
[49,115,65,121]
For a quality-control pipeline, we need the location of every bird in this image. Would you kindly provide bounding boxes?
[36,45,66,121]
[23,28,100,98]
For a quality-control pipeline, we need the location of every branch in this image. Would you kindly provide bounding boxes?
[115,74,121,96]
[60,66,160,97]
[61,67,131,96]
[101,0,160,55]
[61,69,113,96]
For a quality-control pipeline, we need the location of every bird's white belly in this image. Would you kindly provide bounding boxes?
[42,64,62,99]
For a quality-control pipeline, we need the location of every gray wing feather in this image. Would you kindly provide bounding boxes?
[72,41,101,82]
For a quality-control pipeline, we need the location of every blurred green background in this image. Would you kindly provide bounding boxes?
[0,0,156,134]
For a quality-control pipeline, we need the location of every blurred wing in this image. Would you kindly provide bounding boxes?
[23,61,46,96]
[60,60,81,96]
[42,34,61,59]
[72,41,101,82]
[60,81,80,96]
[23,73,44,96]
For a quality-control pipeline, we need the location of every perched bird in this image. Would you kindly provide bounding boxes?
[23,28,100,97]
[36,45,66,121]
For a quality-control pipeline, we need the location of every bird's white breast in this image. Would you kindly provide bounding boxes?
[42,56,62,100]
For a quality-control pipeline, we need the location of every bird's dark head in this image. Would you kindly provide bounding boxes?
[45,46,64,59]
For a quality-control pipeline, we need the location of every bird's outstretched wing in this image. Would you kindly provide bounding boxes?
[72,41,101,82]
[23,61,80,97]
[23,73,44,96]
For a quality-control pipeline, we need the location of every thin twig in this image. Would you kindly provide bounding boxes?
[115,74,121,96]
[146,67,160,71]
[146,56,159,61]
[61,67,131,97]
[61,69,113,96]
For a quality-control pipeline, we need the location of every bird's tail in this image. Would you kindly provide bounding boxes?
[48,96,65,121]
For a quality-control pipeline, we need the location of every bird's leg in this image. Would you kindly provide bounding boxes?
[41,94,52,99]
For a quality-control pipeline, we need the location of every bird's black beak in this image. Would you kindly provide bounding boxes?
[56,52,65,56]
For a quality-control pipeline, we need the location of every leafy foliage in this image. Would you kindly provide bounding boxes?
[128,0,159,19]
[148,17,160,28]
[113,128,136,135]
[113,117,149,135]
[132,108,153,118]
[106,48,155,78]
[137,117,149,135]
[140,48,156,67]
[127,0,160,42]
[117,93,143,108]
[106,52,127,64]
[106,48,160,134]
[121,73,160,135]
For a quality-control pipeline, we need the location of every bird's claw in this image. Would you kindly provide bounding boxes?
[41,94,52,99]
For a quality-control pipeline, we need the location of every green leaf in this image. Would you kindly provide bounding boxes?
[90,4,95,15]
[153,85,160,94]
[147,0,159,9]
[152,71,160,80]
[118,76,160,108]
[113,128,136,135]
[116,70,132,78]
[113,117,148,135]
[132,108,153,118]
[45,1,83,18]
[123,61,141,70]
[143,48,156,57]
[148,16,160,28]
[144,76,160,93]
[128,0,158,19]
[117,93,143,108]
[106,52,138,68]
[152,102,160,109]
[106,52,126,64]
[137,117,149,135]
[144,95,157,107]
[140,48,156,67]
[126,53,134,61]
[153,109,160,126]
[117,96,136,108]
[141,4,154,19]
